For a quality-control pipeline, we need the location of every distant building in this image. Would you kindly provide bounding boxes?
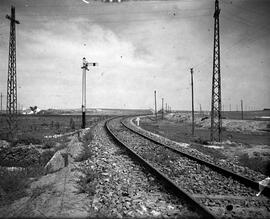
[22,106,41,115]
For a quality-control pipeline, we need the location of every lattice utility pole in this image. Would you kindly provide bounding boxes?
[81,57,98,129]
[6,6,19,139]
[210,0,222,142]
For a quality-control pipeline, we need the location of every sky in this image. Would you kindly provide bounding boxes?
[0,0,269,111]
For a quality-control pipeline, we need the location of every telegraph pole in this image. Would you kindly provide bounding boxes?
[81,57,98,129]
[6,6,19,139]
[0,93,2,114]
[210,0,222,142]
[154,90,157,120]
[190,68,194,136]
[241,99,244,120]
[162,98,164,119]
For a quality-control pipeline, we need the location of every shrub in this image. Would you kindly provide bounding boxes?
[74,144,93,162]
[11,135,42,147]
[83,131,93,143]
[77,166,98,195]
[42,139,57,149]
[74,130,94,162]
[55,142,67,151]
[238,153,270,175]
[193,137,209,145]
[69,118,75,130]
[55,122,60,129]
[41,123,48,127]
[0,168,28,195]
[0,165,45,206]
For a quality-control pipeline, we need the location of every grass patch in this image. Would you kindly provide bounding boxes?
[55,142,67,151]
[31,184,53,199]
[11,135,43,147]
[238,153,270,175]
[192,137,209,145]
[189,143,227,160]
[42,139,57,149]
[0,165,45,206]
[75,130,94,162]
[74,144,93,162]
[82,131,94,143]
[77,166,98,196]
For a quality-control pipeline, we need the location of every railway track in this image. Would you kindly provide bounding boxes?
[106,116,270,218]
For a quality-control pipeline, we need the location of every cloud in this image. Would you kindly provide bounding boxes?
[16,18,159,108]
[0,0,269,110]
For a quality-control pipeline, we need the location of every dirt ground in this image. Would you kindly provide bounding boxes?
[0,129,92,217]
[140,113,270,176]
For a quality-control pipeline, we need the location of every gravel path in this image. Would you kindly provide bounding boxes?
[87,120,200,218]
[108,117,270,218]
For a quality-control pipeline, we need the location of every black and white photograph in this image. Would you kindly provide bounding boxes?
[0,0,269,218]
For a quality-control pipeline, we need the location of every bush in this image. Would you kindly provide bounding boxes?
[69,118,75,130]
[0,165,45,206]
[74,144,93,162]
[11,135,42,147]
[74,130,94,162]
[238,153,270,175]
[42,139,57,149]
[83,131,93,143]
[55,122,60,129]
[0,168,28,194]
[55,142,67,151]
[193,137,209,145]
[77,166,98,195]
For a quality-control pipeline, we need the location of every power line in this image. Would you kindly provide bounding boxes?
[14,13,211,24]
[194,21,270,70]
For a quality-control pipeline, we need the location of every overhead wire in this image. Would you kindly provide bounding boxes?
[193,2,269,70]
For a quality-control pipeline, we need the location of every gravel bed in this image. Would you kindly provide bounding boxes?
[81,120,200,218]
[126,117,267,182]
[108,118,270,218]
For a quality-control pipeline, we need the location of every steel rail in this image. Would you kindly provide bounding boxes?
[122,117,270,198]
[105,117,217,219]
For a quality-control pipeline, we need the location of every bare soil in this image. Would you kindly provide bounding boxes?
[0,130,92,217]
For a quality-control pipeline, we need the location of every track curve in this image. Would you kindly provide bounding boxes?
[106,116,216,219]
[106,116,270,218]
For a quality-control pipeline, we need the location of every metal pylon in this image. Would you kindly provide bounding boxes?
[6,6,20,139]
[210,0,222,142]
